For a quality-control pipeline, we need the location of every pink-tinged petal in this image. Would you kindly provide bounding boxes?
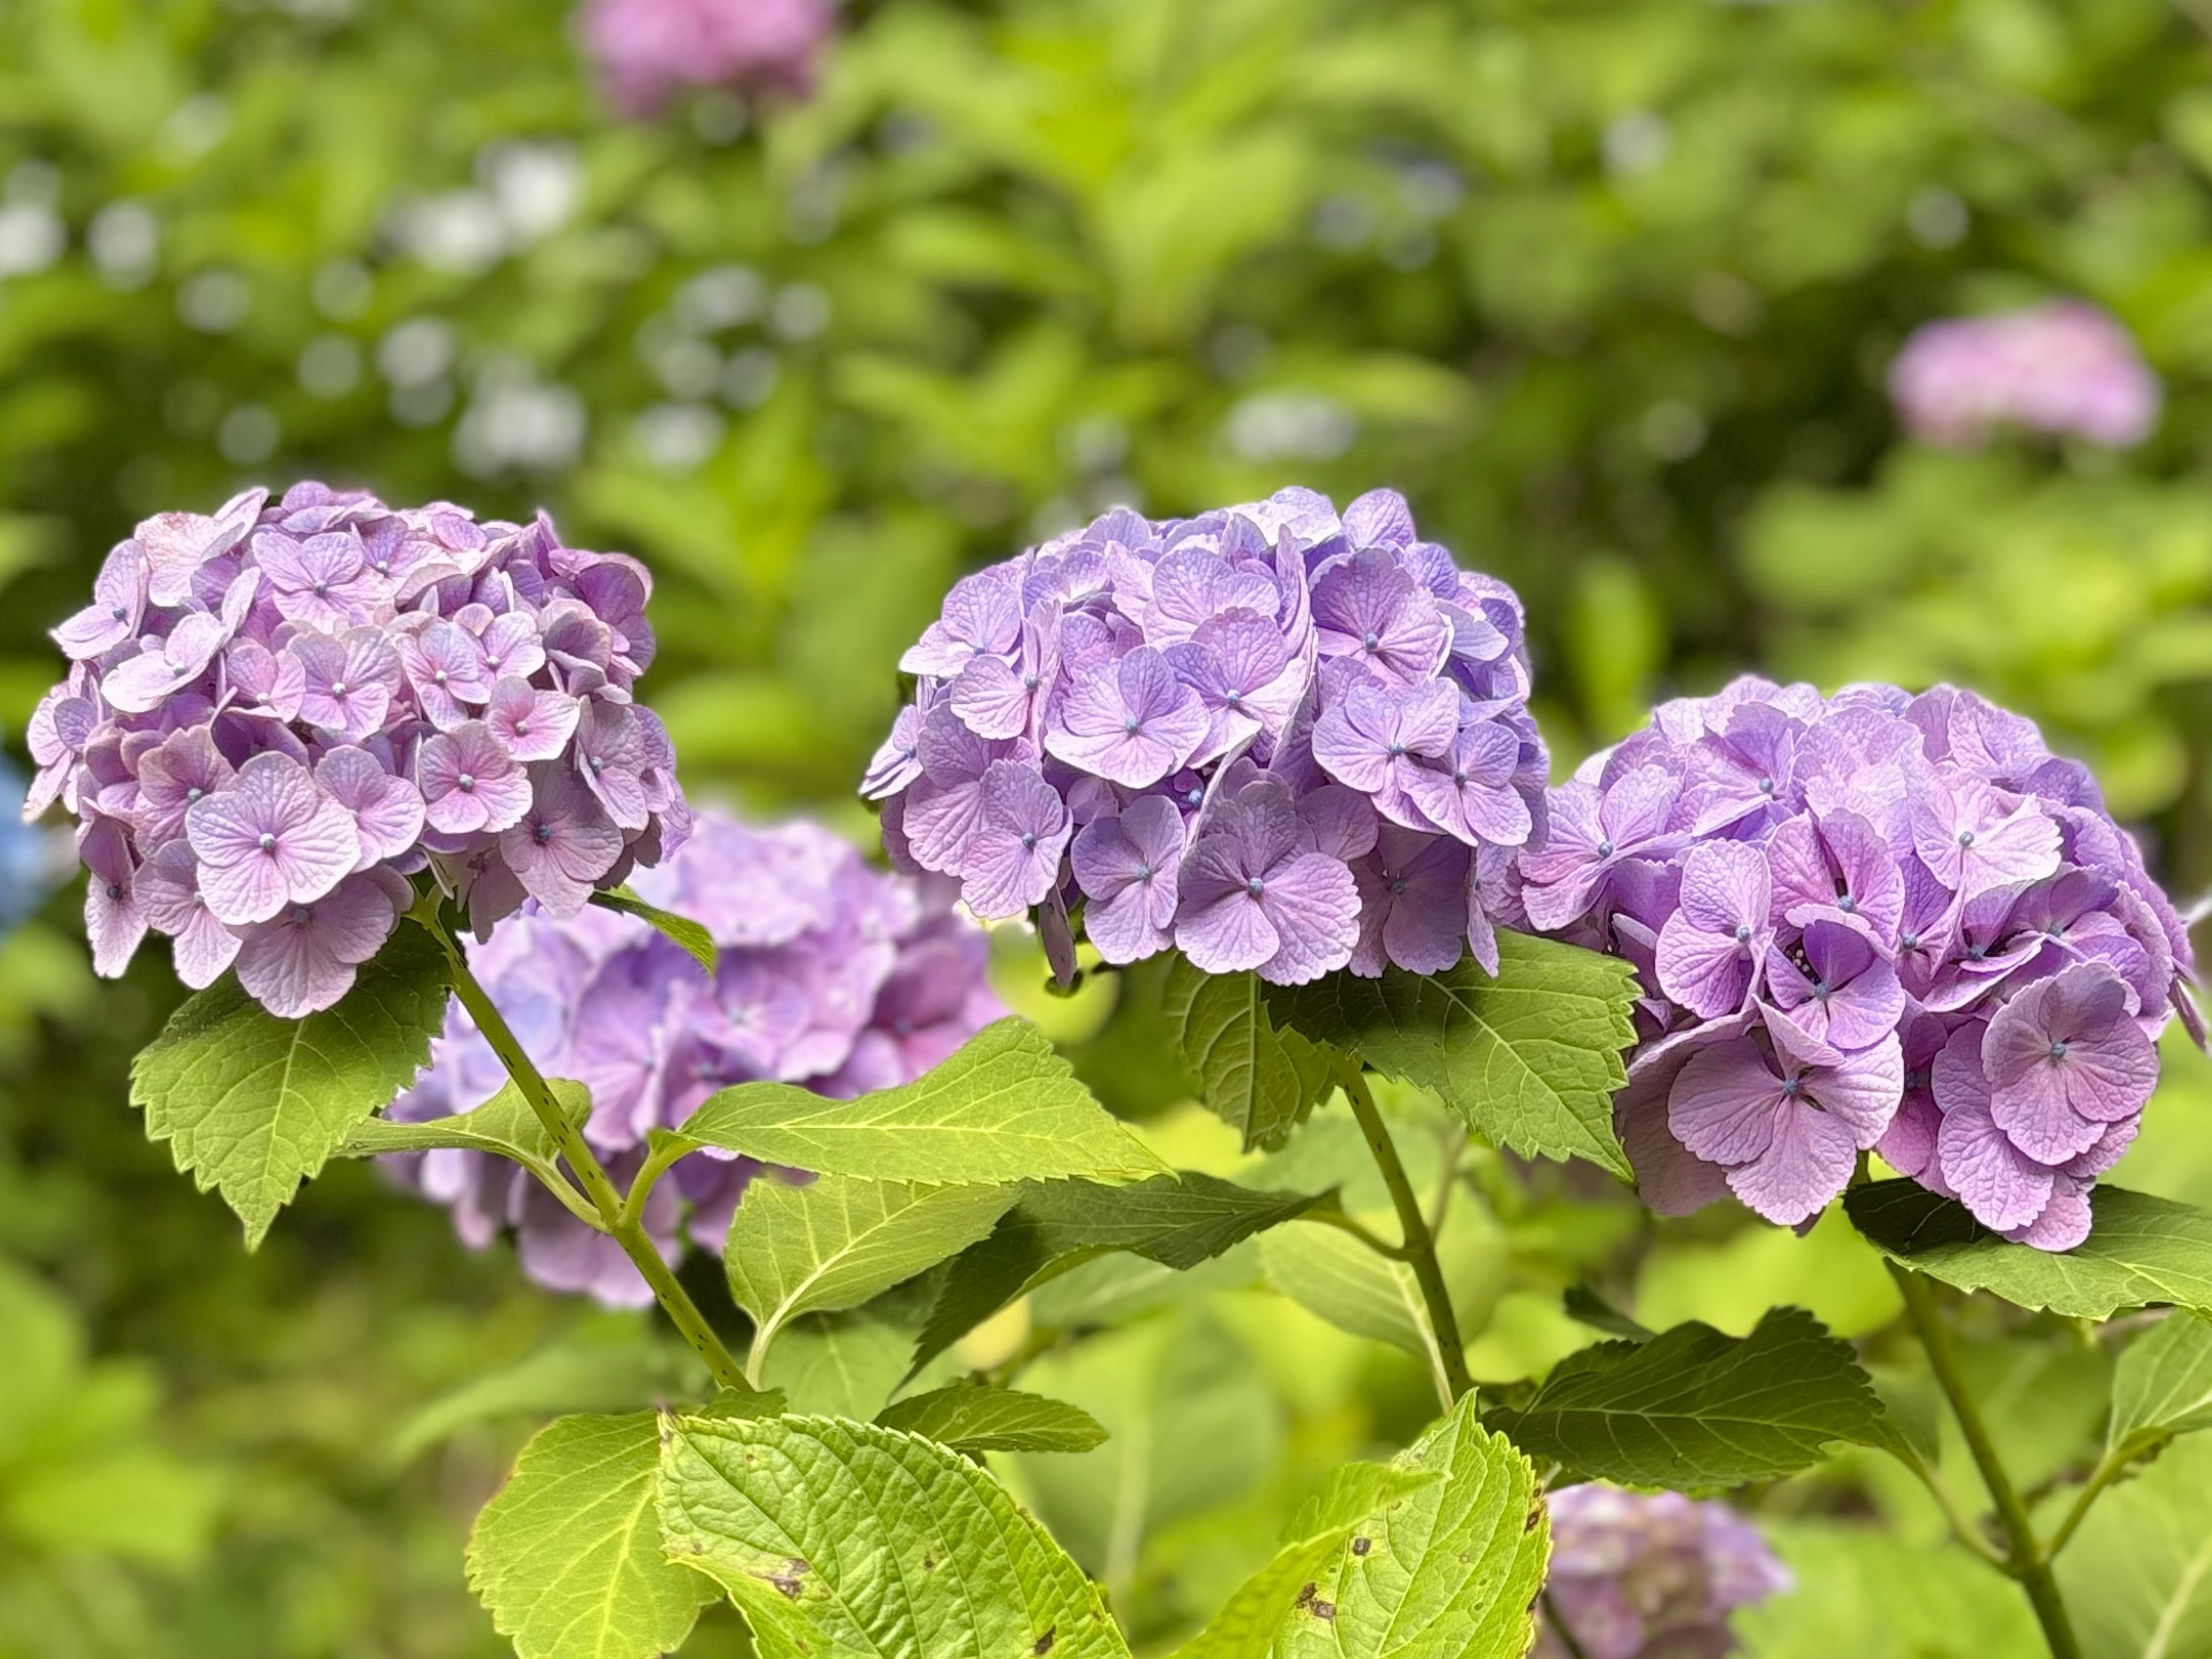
[1726,1100,1858,1225]
[1656,912,1755,1018]
[83,850,147,980]
[1669,1041,1785,1166]
[1598,763,1681,847]
[1988,1062,2104,1165]
[1805,1036,1903,1145]
[192,842,290,926]
[1176,885,1281,975]
[274,790,365,906]
[1310,684,1394,793]
[1082,871,1175,963]
[1298,785,1380,863]
[1256,852,1359,984]
[316,747,426,868]
[2006,1183,2093,1251]
[1938,1101,2056,1232]
[1878,1093,1942,1182]
[902,778,987,876]
[501,767,624,916]
[1677,840,1771,936]
[1819,959,1906,1053]
[949,654,1037,741]
[1616,1018,1752,1215]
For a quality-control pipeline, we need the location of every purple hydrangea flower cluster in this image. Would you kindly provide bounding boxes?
[1536,1485,1791,1659]
[864,489,1546,985]
[28,483,688,1018]
[1514,677,2197,1247]
[577,0,833,118]
[1889,301,2161,449]
[384,809,1003,1305]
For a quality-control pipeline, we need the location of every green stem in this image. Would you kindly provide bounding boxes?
[1300,1207,1421,1261]
[2044,1449,2134,1561]
[1889,1264,2081,1659]
[1344,1069,1474,1406]
[1541,1590,1594,1659]
[422,912,750,1394]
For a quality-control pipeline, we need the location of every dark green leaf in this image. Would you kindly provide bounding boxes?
[1483,1306,1889,1488]
[130,926,451,1248]
[1563,1285,1654,1343]
[1846,1182,2212,1319]
[1268,931,1637,1179]
[588,886,717,976]
[911,1173,1330,1376]
[876,1384,1108,1453]
[1163,957,1344,1151]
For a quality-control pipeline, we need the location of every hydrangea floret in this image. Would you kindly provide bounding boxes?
[29,483,689,1017]
[384,809,1003,1304]
[1889,300,2160,449]
[577,0,833,118]
[864,488,1547,984]
[1536,1485,1791,1659]
[1512,676,2199,1248]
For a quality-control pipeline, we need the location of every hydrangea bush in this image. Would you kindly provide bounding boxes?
[576,0,833,117]
[29,483,687,1016]
[386,808,1001,1303]
[1517,676,2197,1248]
[41,482,2212,1659]
[865,487,1546,984]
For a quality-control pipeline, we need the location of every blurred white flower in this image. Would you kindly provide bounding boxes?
[88,201,158,287]
[1225,391,1356,462]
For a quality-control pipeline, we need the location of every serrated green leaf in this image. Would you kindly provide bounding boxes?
[1267,931,1637,1179]
[130,926,451,1248]
[1171,1463,1440,1659]
[2057,1432,2212,1659]
[468,1411,715,1659]
[340,1076,590,1202]
[1846,1182,2212,1319]
[656,1412,1132,1659]
[876,1384,1108,1453]
[911,1173,1329,1377]
[589,886,717,976]
[2110,1311,2212,1462]
[724,1173,1016,1381]
[1175,1392,1547,1659]
[1164,958,1343,1151]
[1482,1306,1888,1488]
[665,1018,1168,1184]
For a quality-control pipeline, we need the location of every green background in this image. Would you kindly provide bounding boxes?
[2,1,2210,1653]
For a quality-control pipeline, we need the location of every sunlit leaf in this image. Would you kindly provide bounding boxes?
[1164,957,1344,1151]
[656,1411,1132,1659]
[2058,1433,2212,1659]
[130,926,450,1248]
[588,887,717,976]
[2109,1310,2212,1463]
[876,1384,1108,1454]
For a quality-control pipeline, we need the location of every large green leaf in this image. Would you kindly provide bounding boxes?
[2109,1311,2212,1463]
[656,1412,1133,1659]
[1483,1306,1888,1488]
[664,1018,1168,1184]
[1846,1183,2212,1319]
[1163,958,1343,1151]
[1733,1521,2043,1659]
[722,1172,1016,1380]
[911,1173,1329,1375]
[762,1313,919,1421]
[130,926,452,1247]
[876,1384,1108,1453]
[1267,931,1637,1180]
[2057,1433,2212,1659]
[339,1077,593,1218]
[467,1411,719,1659]
[1175,1391,1547,1659]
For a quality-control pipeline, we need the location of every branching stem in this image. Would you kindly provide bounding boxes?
[1344,1069,1474,1406]
[1888,1263,2081,1659]
[420,912,750,1394]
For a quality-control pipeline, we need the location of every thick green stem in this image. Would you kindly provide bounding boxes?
[423,914,751,1394]
[1889,1263,2081,1659]
[1344,1069,1474,1406]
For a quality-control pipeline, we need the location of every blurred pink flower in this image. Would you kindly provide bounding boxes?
[1889,301,2160,449]
[577,0,834,118]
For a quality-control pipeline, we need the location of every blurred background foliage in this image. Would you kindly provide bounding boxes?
[3,0,2212,1653]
